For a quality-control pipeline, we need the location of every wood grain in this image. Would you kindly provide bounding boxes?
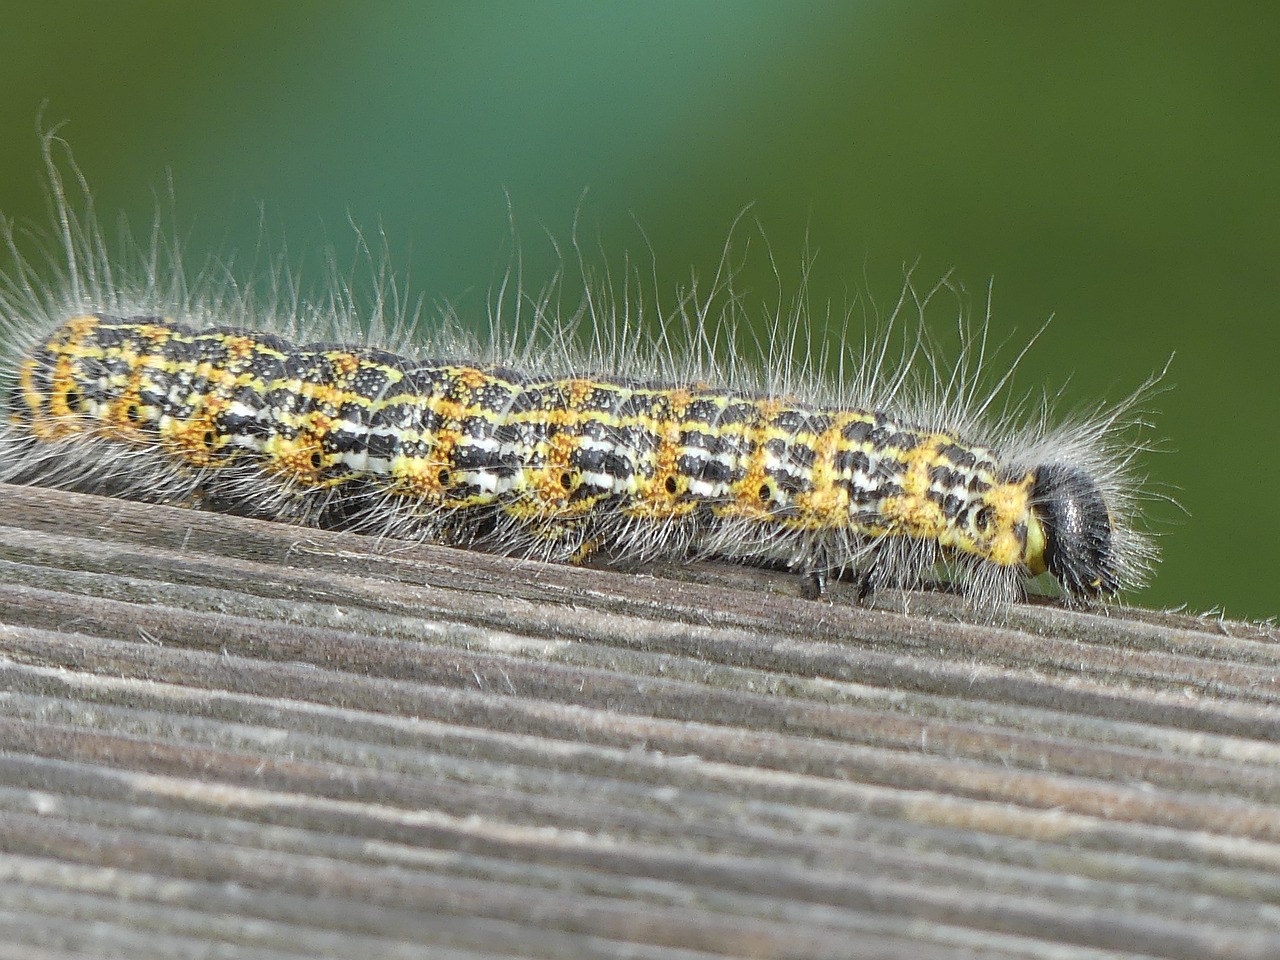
[0,482,1276,959]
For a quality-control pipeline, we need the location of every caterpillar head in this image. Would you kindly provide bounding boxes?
[1029,463,1120,599]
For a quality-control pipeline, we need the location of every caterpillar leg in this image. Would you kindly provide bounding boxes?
[803,569,828,600]
[855,563,881,603]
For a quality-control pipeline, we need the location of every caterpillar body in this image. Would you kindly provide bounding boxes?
[0,138,1157,605]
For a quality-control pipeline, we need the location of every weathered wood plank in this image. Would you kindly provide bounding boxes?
[0,482,1276,959]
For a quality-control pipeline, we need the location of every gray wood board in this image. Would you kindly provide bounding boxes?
[0,482,1276,960]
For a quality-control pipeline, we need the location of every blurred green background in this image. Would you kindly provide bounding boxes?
[1,1,1276,619]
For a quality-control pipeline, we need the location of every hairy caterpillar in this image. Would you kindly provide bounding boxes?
[0,135,1158,604]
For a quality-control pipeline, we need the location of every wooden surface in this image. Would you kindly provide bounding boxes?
[0,481,1277,960]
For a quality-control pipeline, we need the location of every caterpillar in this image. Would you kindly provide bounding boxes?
[0,134,1158,605]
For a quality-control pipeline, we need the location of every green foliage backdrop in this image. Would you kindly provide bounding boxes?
[2,2,1276,618]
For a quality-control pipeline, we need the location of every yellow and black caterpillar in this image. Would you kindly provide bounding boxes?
[0,134,1159,605]
[5,313,1142,601]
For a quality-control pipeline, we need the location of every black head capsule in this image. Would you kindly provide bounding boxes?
[1029,463,1119,599]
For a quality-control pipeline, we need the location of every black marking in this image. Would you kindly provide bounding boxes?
[1032,463,1118,598]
